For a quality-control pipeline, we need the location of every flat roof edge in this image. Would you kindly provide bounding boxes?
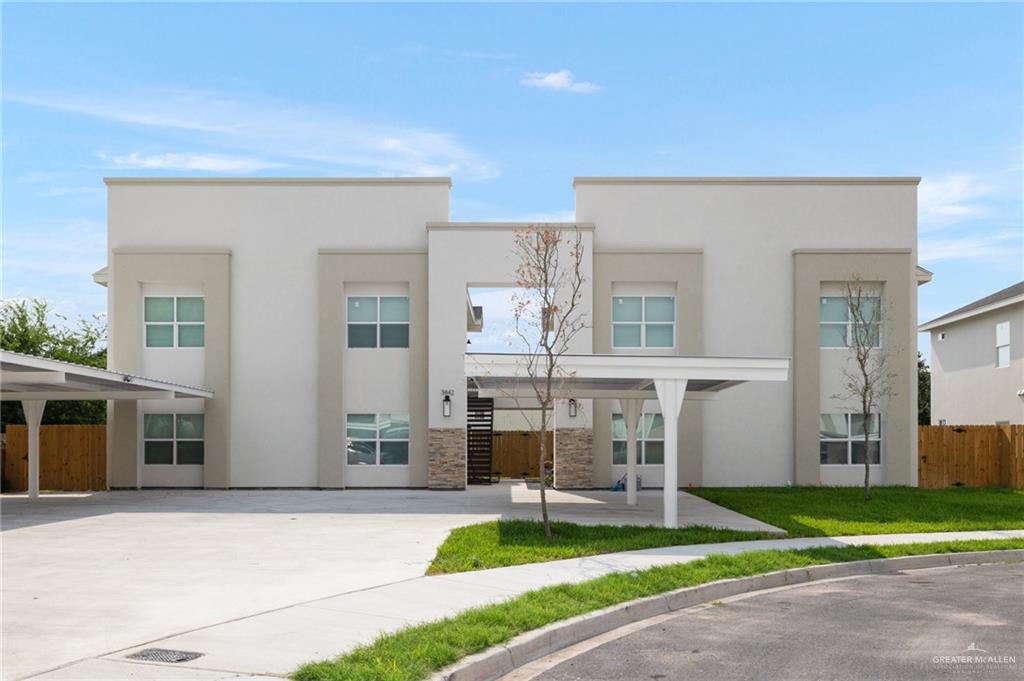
[428,222,592,231]
[573,176,922,187]
[104,177,452,187]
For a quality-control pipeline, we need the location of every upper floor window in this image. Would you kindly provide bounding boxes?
[611,412,665,465]
[819,413,881,465]
[819,296,880,348]
[143,413,205,465]
[612,296,675,348]
[346,412,410,465]
[144,297,204,348]
[347,296,409,348]
[995,321,1010,368]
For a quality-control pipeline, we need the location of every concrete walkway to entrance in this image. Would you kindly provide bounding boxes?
[6,485,1021,681]
[1,482,776,680]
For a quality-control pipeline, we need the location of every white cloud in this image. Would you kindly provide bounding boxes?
[8,88,498,180]
[918,229,1021,263]
[918,173,993,228]
[107,152,283,173]
[520,70,600,94]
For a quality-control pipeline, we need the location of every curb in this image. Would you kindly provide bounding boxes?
[434,549,1024,681]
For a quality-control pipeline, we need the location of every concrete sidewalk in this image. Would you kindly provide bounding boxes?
[34,529,1024,680]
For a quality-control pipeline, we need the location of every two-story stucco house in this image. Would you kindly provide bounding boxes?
[920,281,1024,425]
[94,176,926,492]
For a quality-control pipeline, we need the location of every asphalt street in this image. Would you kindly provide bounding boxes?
[532,562,1023,681]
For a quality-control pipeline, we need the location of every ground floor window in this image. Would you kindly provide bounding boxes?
[143,413,205,465]
[346,413,410,465]
[611,412,665,465]
[819,413,881,465]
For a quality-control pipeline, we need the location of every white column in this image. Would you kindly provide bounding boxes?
[654,379,687,528]
[618,398,643,506]
[22,400,46,500]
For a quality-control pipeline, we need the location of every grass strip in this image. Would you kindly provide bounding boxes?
[427,519,777,574]
[293,538,1024,681]
[688,486,1024,537]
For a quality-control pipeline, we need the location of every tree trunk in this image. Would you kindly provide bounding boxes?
[538,406,552,540]
[863,420,871,501]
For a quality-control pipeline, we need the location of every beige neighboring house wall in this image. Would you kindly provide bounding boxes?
[923,289,1024,425]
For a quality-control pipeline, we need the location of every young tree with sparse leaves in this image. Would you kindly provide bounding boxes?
[510,225,587,540]
[837,279,898,501]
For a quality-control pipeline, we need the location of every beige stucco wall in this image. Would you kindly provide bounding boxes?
[793,250,917,486]
[107,250,231,488]
[577,178,919,486]
[930,303,1024,424]
[591,251,704,488]
[317,251,429,487]
[106,178,448,486]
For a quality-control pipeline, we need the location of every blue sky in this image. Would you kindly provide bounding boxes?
[3,2,1021,361]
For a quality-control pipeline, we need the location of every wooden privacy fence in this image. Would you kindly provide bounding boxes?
[2,425,106,492]
[492,431,554,479]
[918,425,1024,489]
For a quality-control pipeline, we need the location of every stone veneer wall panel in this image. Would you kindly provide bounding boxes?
[428,428,467,489]
[555,428,594,489]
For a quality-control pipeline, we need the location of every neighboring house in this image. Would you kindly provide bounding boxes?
[920,282,1024,425]
[94,176,926,490]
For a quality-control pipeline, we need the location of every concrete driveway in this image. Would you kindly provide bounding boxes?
[1,483,778,680]
[524,562,1024,681]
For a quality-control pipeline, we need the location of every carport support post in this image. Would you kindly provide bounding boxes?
[22,400,46,500]
[654,379,687,528]
[619,398,643,506]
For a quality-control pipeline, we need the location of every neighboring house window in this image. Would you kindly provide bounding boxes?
[819,296,880,348]
[347,296,410,348]
[346,413,410,465]
[143,413,205,465]
[611,412,665,465]
[612,296,675,348]
[144,297,205,348]
[819,413,881,465]
[995,321,1010,368]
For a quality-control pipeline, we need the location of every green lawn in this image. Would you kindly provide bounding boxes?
[689,486,1024,537]
[294,538,1024,681]
[427,519,778,574]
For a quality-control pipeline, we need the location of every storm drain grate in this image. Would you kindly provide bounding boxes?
[126,648,204,664]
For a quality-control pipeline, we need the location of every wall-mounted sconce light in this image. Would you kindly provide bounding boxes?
[442,389,454,417]
[568,399,578,418]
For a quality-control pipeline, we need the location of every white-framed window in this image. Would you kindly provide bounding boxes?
[995,321,1010,368]
[347,296,410,348]
[346,413,410,465]
[612,296,675,349]
[611,412,665,465]
[143,413,205,465]
[144,296,204,348]
[819,296,880,349]
[819,413,881,465]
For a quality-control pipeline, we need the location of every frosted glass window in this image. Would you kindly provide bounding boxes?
[612,297,642,322]
[819,297,848,322]
[644,297,675,322]
[645,324,674,347]
[144,296,204,348]
[176,414,205,439]
[612,294,675,349]
[820,295,881,348]
[612,324,641,347]
[144,414,174,439]
[176,297,204,322]
[145,297,174,322]
[347,297,378,322]
[380,297,410,322]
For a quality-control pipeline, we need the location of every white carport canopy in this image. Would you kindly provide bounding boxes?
[1,351,213,498]
[466,352,790,527]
